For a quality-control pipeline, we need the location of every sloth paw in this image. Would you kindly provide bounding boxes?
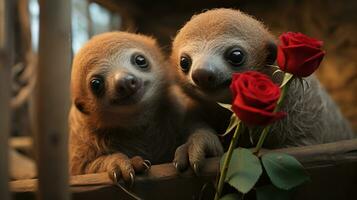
[173,131,223,174]
[108,154,151,187]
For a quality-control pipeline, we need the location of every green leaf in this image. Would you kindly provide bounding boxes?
[220,193,242,200]
[217,102,233,112]
[262,153,309,190]
[220,114,240,137]
[220,148,263,194]
[280,73,293,88]
[256,185,291,200]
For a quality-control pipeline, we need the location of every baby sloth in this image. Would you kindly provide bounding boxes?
[69,32,185,184]
[171,8,354,164]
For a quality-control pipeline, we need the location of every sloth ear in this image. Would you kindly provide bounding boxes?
[74,98,90,115]
[266,41,277,65]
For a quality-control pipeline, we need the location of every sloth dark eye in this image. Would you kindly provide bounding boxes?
[90,77,104,96]
[180,54,192,73]
[225,48,245,66]
[132,54,149,69]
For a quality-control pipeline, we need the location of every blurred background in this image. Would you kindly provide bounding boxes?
[9,0,357,179]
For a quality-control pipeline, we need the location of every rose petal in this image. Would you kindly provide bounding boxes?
[281,32,323,49]
[235,88,277,112]
[279,33,292,46]
[235,74,280,109]
[294,51,325,77]
[230,71,285,126]
[291,32,323,48]
[277,45,287,71]
[279,44,324,74]
[232,101,286,126]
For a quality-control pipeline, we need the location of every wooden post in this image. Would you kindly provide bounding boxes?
[34,0,71,200]
[0,0,13,200]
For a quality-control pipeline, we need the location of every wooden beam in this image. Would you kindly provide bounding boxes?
[34,0,71,200]
[0,0,14,200]
[11,139,357,200]
[91,0,136,31]
[10,136,33,151]
[10,149,37,180]
[17,0,32,59]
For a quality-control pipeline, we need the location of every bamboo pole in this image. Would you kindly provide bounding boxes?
[0,0,13,200]
[34,0,71,200]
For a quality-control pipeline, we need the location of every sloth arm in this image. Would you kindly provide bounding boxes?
[174,110,224,173]
[68,108,147,182]
[69,128,106,175]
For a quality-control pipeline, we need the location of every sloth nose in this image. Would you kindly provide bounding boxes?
[192,68,216,89]
[115,74,141,96]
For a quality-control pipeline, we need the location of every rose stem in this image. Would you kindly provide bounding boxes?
[214,121,243,200]
[254,78,292,155]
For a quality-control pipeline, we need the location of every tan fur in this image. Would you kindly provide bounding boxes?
[172,8,274,67]
[171,9,276,103]
[170,8,354,156]
[69,32,187,182]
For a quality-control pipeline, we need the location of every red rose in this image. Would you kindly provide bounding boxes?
[230,71,286,126]
[277,32,325,77]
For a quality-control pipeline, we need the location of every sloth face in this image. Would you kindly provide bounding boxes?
[175,38,253,103]
[87,50,161,109]
[72,32,167,116]
[171,8,276,103]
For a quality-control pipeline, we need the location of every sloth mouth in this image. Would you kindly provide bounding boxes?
[110,85,146,106]
[196,78,232,93]
[191,79,232,102]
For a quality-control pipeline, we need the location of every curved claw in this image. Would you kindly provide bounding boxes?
[111,170,119,183]
[143,160,152,171]
[193,163,199,175]
[173,161,178,169]
[114,174,143,200]
[129,172,135,188]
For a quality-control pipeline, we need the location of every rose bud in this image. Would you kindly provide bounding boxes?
[230,71,286,126]
[277,32,325,77]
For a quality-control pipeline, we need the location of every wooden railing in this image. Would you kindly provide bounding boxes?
[10,139,357,200]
